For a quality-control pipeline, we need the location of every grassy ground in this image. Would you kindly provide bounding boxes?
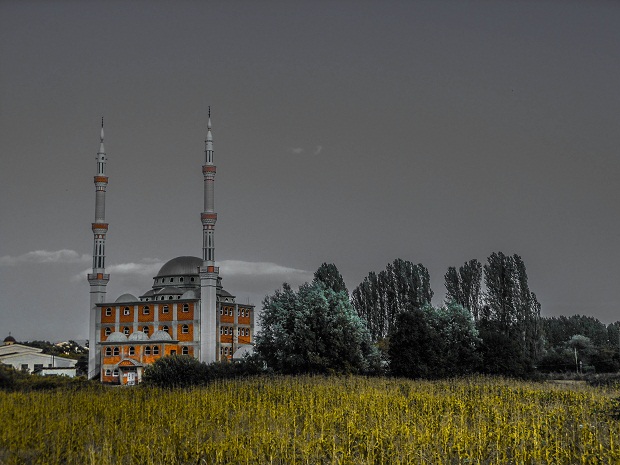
[1,375,618,464]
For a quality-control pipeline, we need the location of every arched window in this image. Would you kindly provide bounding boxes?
[153,346,159,355]
[104,327,112,336]
[123,307,130,316]
[105,347,112,356]
[182,304,189,313]
[142,326,149,335]
[145,346,151,355]
[162,325,169,334]
[129,346,135,356]
[182,347,189,355]
[180,277,184,282]
[105,369,111,376]
[113,347,119,356]
[113,369,119,377]
[105,307,112,316]
[123,326,130,336]
[181,324,189,334]
[162,305,169,314]
[143,306,150,315]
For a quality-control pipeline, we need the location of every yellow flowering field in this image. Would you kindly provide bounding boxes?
[1,376,618,464]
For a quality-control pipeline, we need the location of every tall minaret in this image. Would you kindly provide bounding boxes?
[87,118,110,379]
[199,108,219,363]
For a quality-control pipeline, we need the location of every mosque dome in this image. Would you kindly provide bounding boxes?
[115,293,138,303]
[128,332,149,342]
[107,332,128,342]
[150,330,172,341]
[156,256,202,278]
[3,335,16,345]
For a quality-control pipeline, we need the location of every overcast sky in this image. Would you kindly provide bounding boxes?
[1,0,618,342]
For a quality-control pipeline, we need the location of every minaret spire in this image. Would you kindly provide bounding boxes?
[88,118,110,379]
[200,107,218,363]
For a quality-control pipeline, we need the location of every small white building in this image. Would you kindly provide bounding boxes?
[0,336,77,377]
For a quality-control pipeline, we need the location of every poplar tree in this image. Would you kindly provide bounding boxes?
[351,259,433,341]
[444,259,483,320]
[479,252,543,373]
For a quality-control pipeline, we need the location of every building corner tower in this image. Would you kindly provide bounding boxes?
[199,108,218,363]
[87,119,110,379]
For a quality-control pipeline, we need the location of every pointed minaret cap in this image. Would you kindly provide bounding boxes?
[99,117,105,154]
[206,107,213,142]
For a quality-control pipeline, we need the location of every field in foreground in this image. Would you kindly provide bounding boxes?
[1,376,619,464]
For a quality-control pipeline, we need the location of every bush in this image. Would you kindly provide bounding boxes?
[142,354,265,388]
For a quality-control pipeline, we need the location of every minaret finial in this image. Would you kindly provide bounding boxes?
[100,117,105,142]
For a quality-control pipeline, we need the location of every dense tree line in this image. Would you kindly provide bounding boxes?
[539,316,620,373]
[144,258,619,385]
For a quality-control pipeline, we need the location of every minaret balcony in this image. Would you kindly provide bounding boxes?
[92,223,109,233]
[202,165,217,174]
[94,176,109,184]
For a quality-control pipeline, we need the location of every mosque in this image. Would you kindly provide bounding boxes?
[87,111,254,384]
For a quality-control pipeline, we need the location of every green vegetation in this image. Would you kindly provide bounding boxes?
[255,280,379,375]
[1,376,618,464]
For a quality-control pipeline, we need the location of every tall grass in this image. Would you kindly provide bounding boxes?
[1,376,618,464]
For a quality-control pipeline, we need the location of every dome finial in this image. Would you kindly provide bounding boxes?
[100,117,105,142]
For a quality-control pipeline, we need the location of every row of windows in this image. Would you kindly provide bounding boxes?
[220,307,251,317]
[219,326,250,336]
[105,304,190,317]
[156,276,195,284]
[104,346,190,357]
[104,324,190,337]
[220,346,233,356]
[105,369,119,377]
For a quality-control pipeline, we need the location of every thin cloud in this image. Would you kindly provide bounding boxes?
[314,145,323,155]
[290,147,304,154]
[219,260,310,278]
[71,259,164,282]
[0,249,91,266]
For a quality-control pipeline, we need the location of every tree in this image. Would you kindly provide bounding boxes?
[444,259,483,320]
[313,262,348,294]
[388,302,481,378]
[351,259,433,341]
[388,306,439,378]
[480,252,543,374]
[256,281,380,375]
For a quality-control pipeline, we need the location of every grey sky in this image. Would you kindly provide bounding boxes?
[1,0,618,341]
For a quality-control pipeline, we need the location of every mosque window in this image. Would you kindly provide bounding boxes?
[142,326,149,335]
[190,277,195,282]
[143,306,150,315]
[129,346,135,356]
[104,327,111,336]
[182,347,189,355]
[180,277,184,282]
[113,369,119,377]
[170,278,174,283]
[181,324,189,334]
[182,304,189,313]
[123,327,130,336]
[169,296,173,300]
[123,307,130,316]
[162,305,169,314]
[220,308,223,315]
[105,369,111,376]
[145,346,151,355]
[162,325,169,334]
[153,346,159,355]
[105,347,112,356]
[105,307,112,316]
[220,347,223,355]
[113,347,120,356]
